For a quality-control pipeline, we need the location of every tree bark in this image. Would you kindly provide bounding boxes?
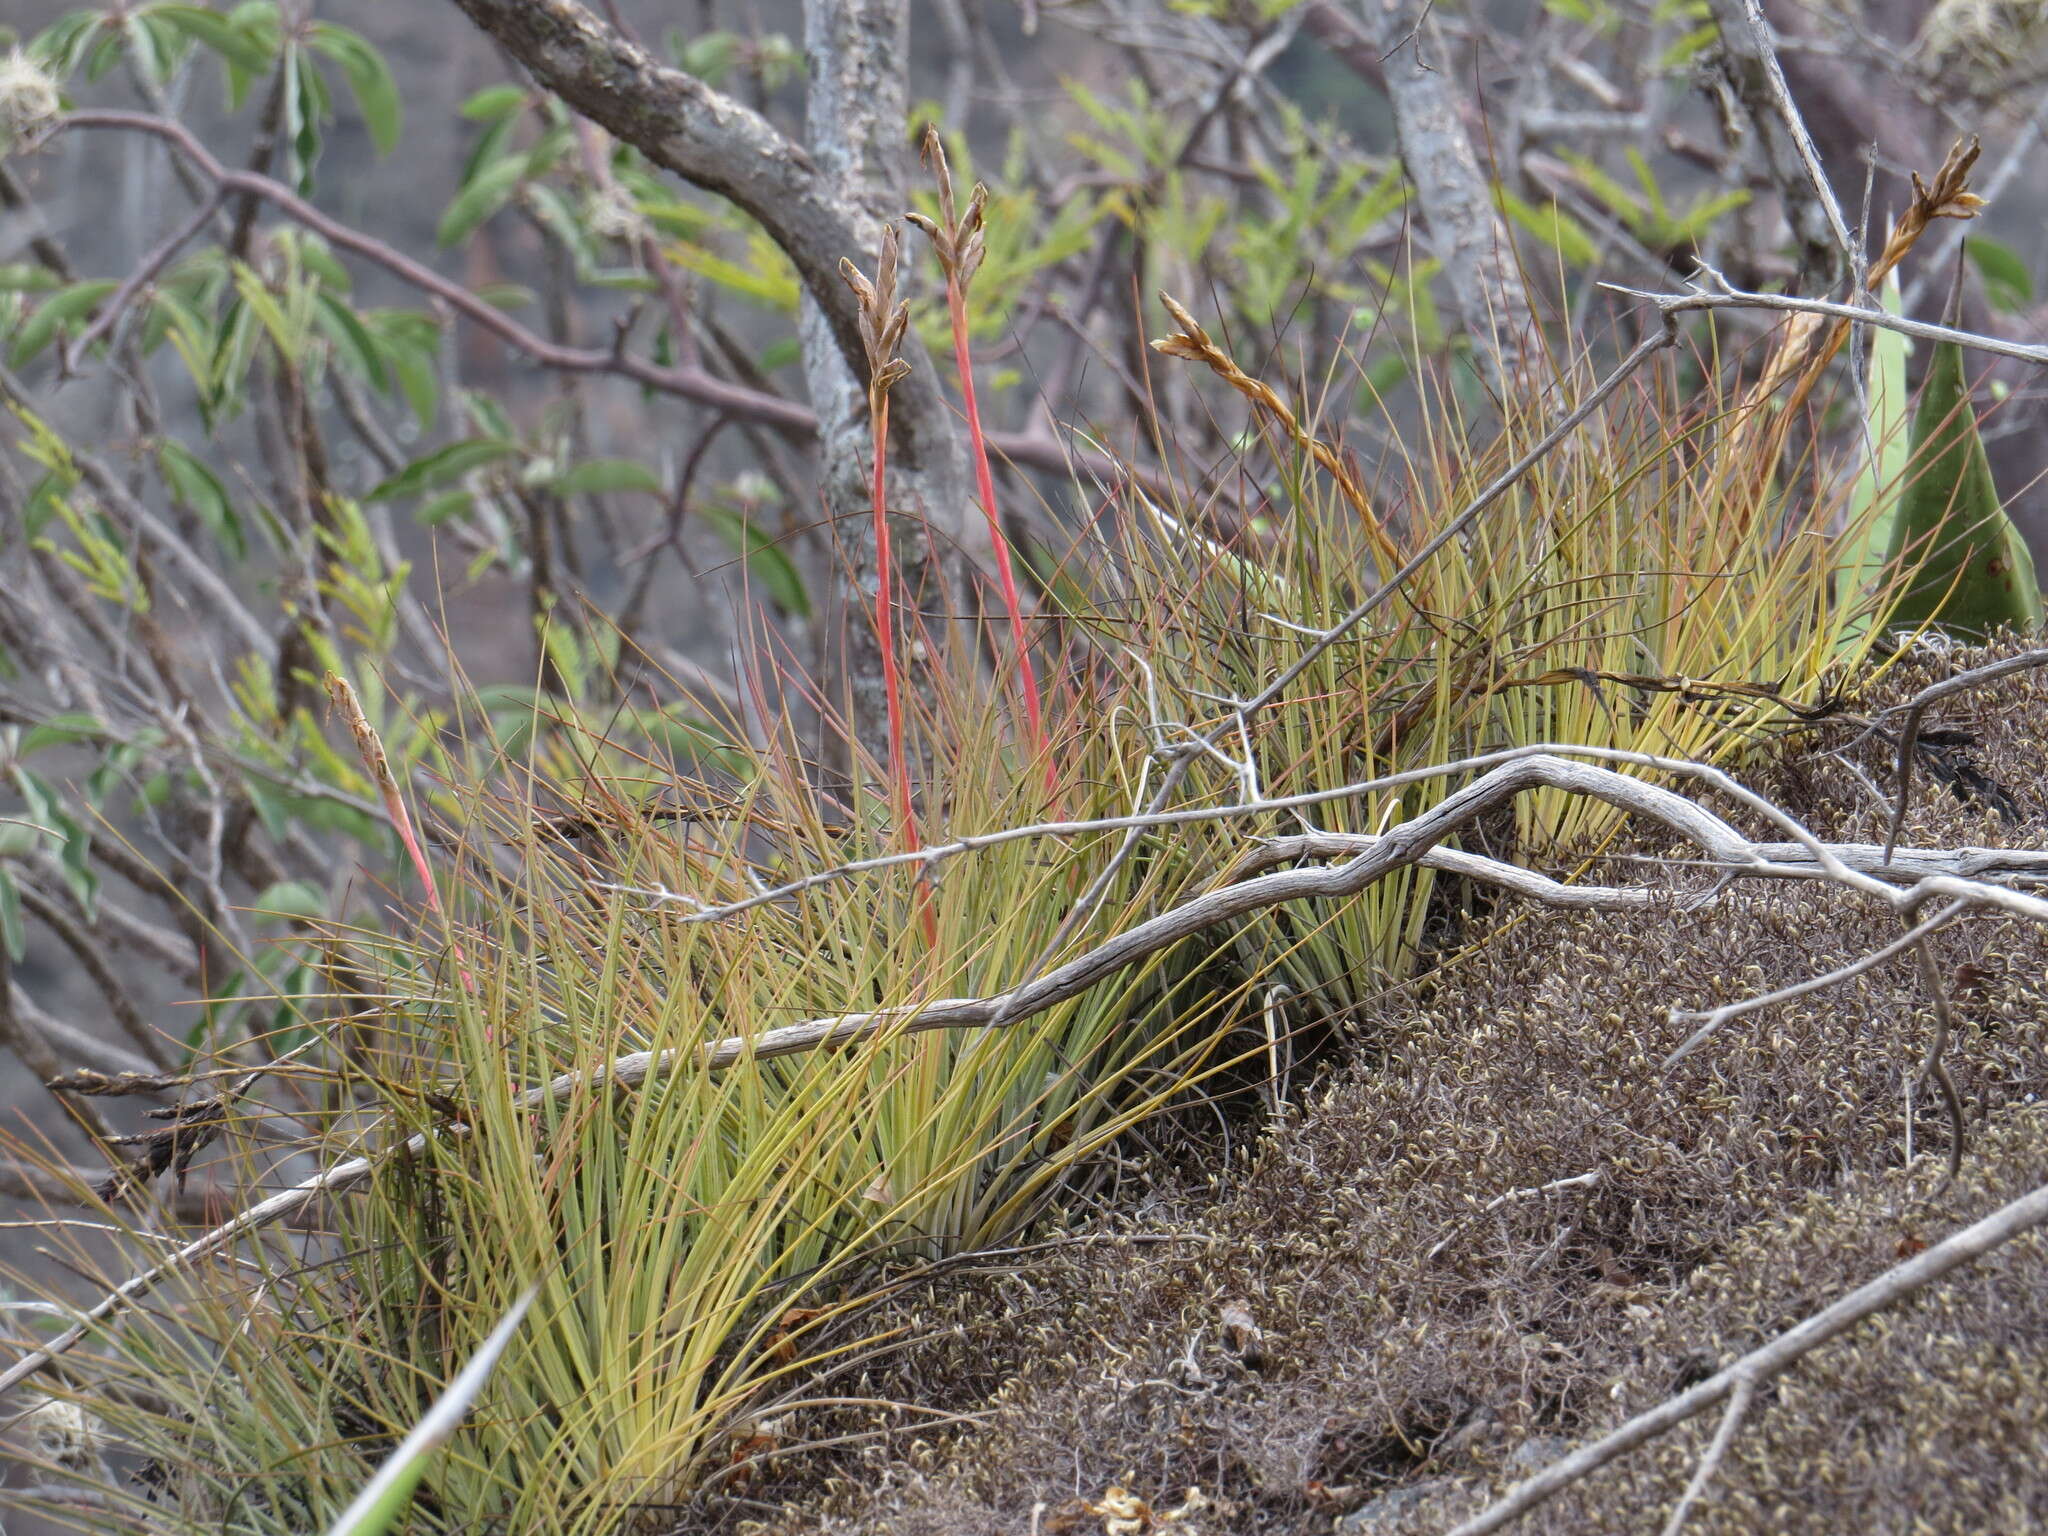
[796,0,974,777]
[1343,0,1541,397]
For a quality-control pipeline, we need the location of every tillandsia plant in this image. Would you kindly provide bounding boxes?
[0,640,1261,1532]
[1129,298,1889,1019]
[907,128,1053,789]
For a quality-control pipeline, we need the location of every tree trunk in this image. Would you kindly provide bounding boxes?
[796,0,974,780]
[442,0,976,768]
[1343,0,1542,397]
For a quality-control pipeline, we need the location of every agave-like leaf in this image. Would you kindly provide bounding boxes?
[1837,273,1910,600]
[1879,259,2043,641]
[323,1285,540,1536]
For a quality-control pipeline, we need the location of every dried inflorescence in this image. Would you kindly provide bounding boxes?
[840,226,914,398]
[741,644,2048,1536]
[1150,293,1401,570]
[904,125,988,290]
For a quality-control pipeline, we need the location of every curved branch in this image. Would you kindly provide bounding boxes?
[7,749,2048,1398]
[1606,272,2048,369]
[1447,1172,2048,1535]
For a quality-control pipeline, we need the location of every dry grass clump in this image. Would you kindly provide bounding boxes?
[741,645,2048,1535]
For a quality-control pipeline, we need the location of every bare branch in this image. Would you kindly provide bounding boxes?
[1604,272,2048,369]
[1446,1174,2048,1535]
[1703,0,1853,282]
[1663,898,1971,1068]
[1881,650,2048,860]
[1658,1374,1756,1536]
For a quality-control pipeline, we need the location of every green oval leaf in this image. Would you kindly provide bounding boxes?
[308,21,402,156]
[438,156,527,247]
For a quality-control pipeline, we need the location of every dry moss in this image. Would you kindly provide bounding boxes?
[722,648,2048,1536]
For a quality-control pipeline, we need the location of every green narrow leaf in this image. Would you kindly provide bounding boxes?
[22,471,68,538]
[83,27,125,83]
[1835,270,1911,633]
[295,236,353,293]
[366,310,442,425]
[231,262,297,354]
[29,11,105,76]
[312,291,390,392]
[366,439,521,503]
[282,43,320,195]
[253,879,326,922]
[308,22,402,156]
[0,869,22,963]
[0,264,65,294]
[13,766,98,914]
[415,488,475,526]
[158,439,246,559]
[1965,236,2033,313]
[323,1287,540,1536]
[459,110,523,194]
[147,3,275,73]
[460,83,529,122]
[207,294,263,415]
[700,504,811,618]
[8,280,118,368]
[18,712,103,755]
[551,459,663,497]
[437,155,527,247]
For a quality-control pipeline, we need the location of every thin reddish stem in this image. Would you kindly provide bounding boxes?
[945,278,1054,792]
[868,391,938,946]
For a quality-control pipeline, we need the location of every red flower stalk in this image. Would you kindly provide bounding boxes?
[908,126,1054,793]
[841,230,937,944]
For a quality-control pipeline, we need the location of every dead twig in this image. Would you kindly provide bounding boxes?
[1448,1174,2048,1535]
[1880,649,2048,862]
[1657,1373,1756,1536]
[1605,269,2048,370]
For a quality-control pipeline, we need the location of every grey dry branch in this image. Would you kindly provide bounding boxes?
[1606,266,2048,369]
[9,747,2048,1399]
[1878,648,2048,861]
[1446,1173,2048,1535]
[609,740,2048,927]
